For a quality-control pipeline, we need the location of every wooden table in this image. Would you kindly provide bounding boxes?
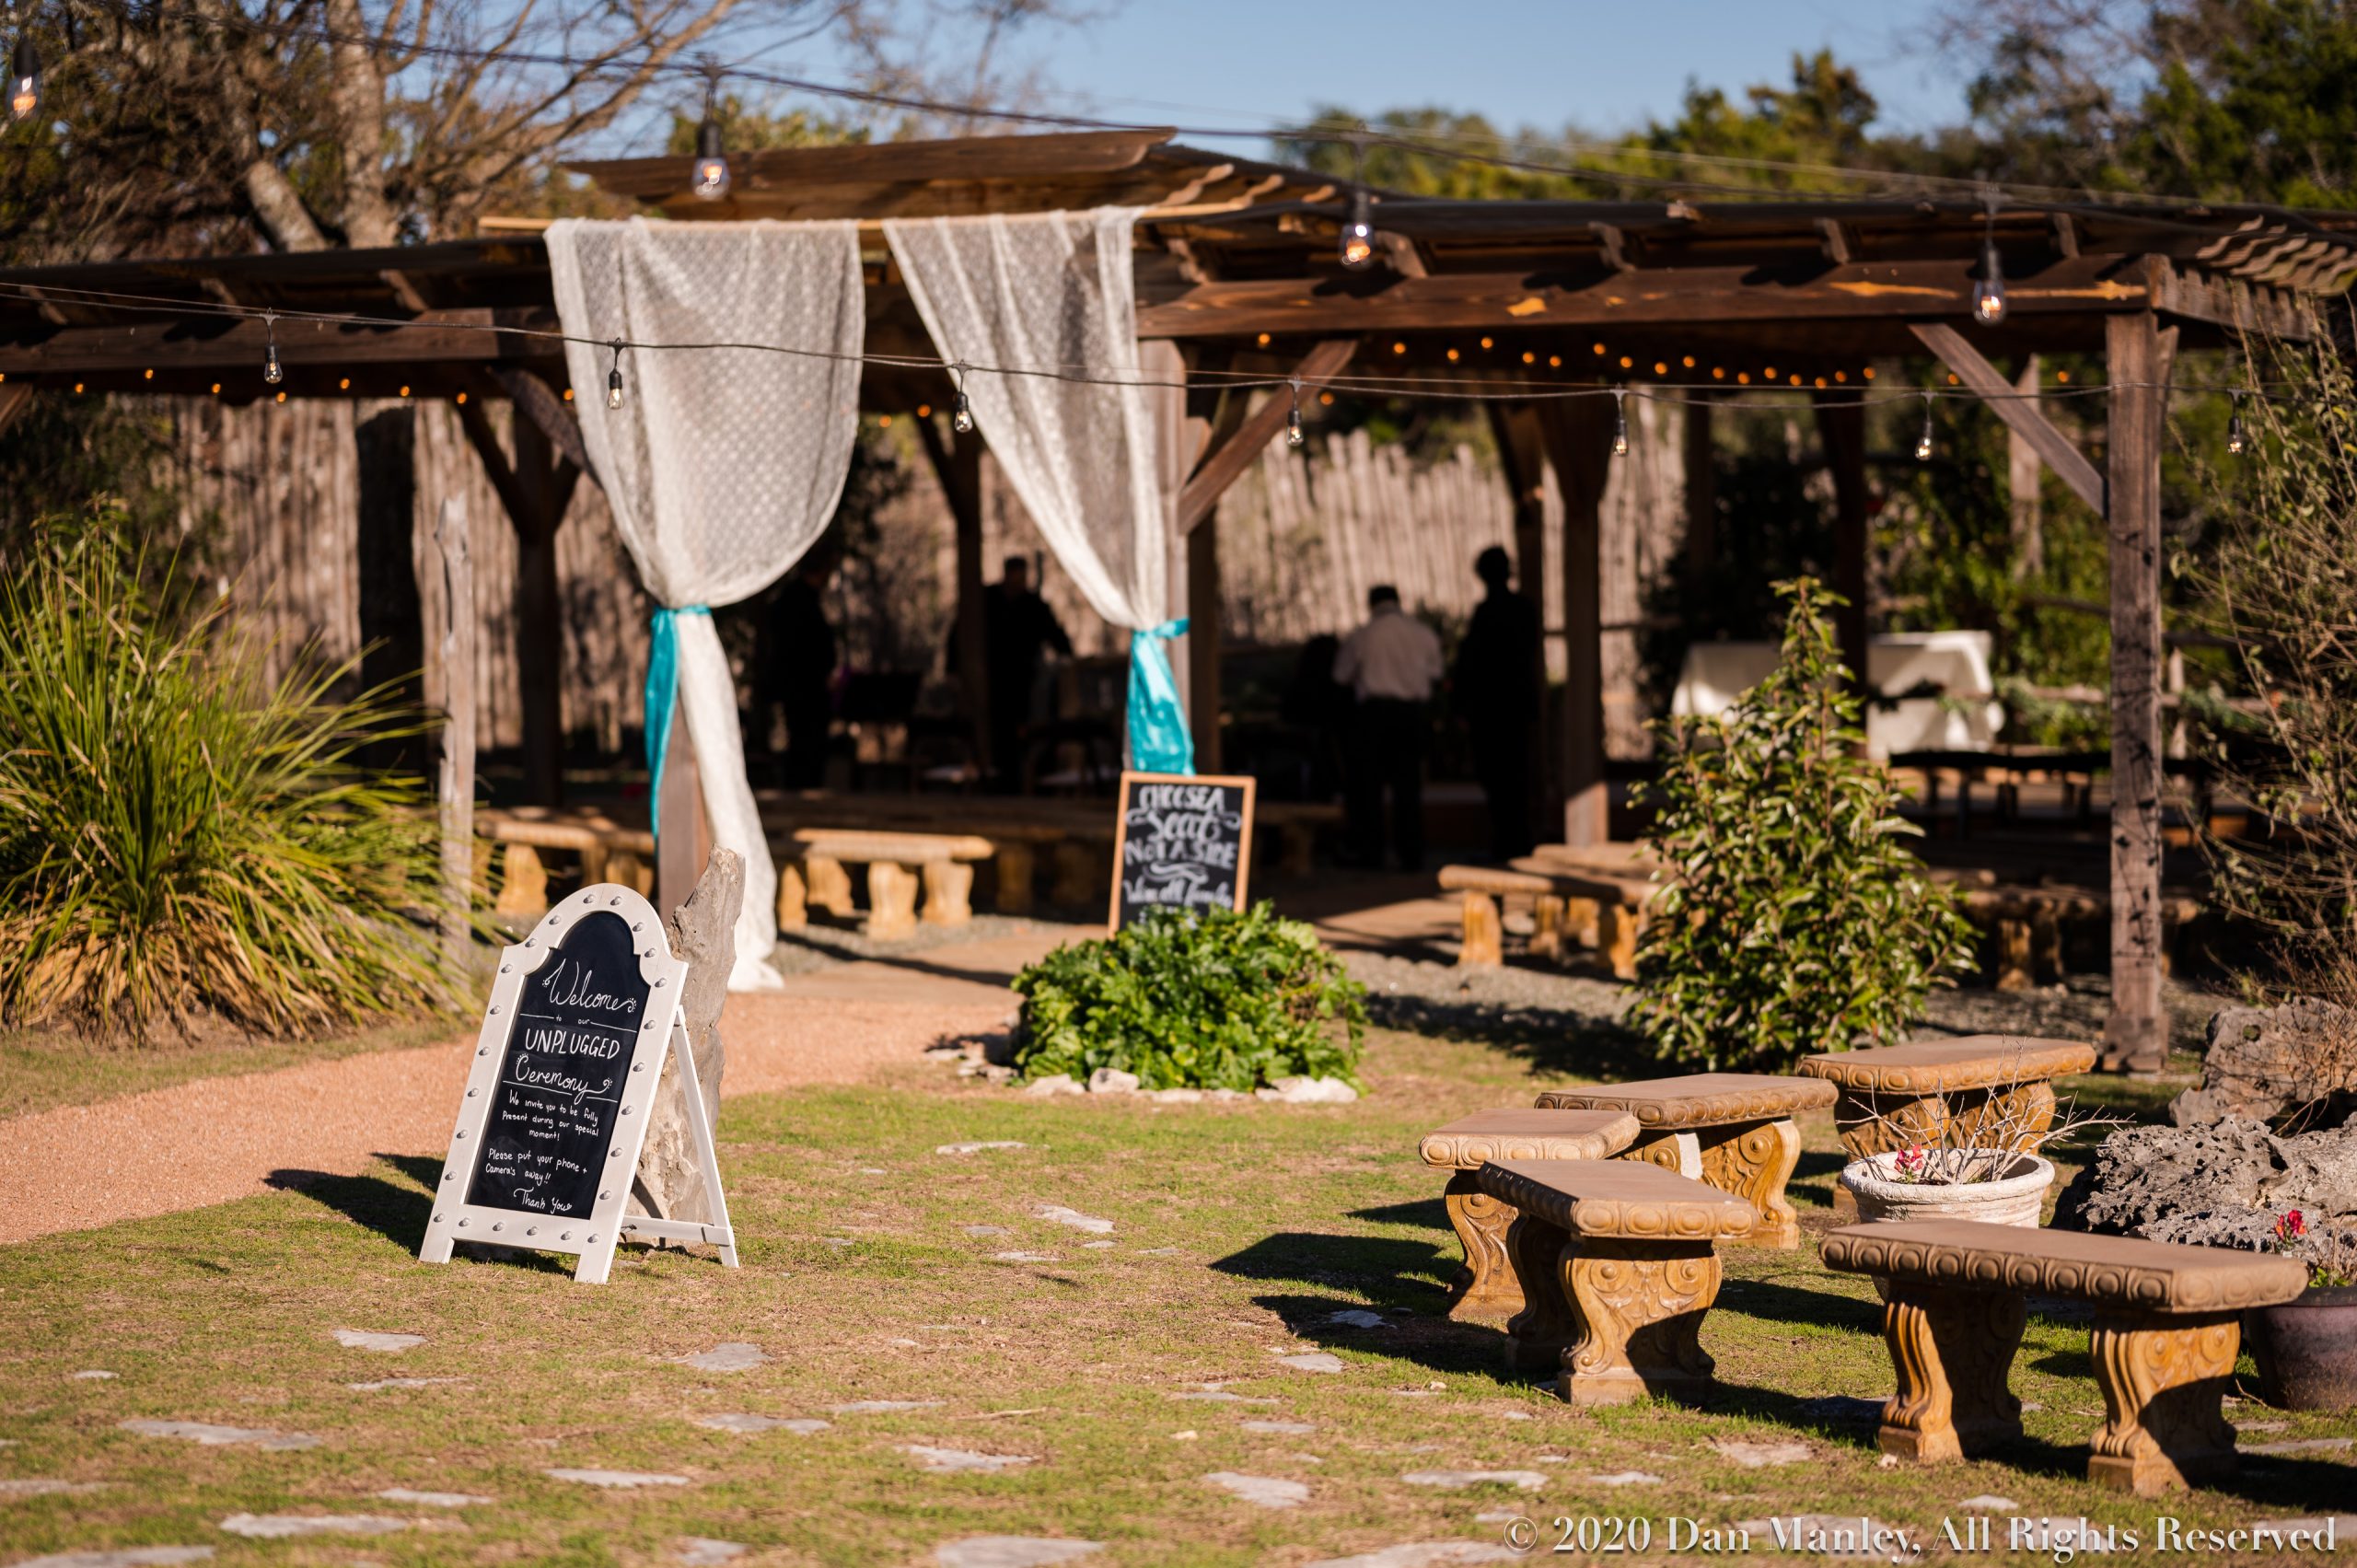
[1417,1109,1640,1321]
[1533,1074,1837,1248]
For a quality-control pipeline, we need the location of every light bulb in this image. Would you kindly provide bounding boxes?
[691,117,730,202]
[1285,399,1304,448]
[1974,238,2007,326]
[605,366,623,409]
[1915,399,1933,461]
[8,37,36,122]
[1339,186,1375,270]
[952,387,973,434]
[2227,399,2247,456]
[263,342,283,385]
[1610,393,1629,458]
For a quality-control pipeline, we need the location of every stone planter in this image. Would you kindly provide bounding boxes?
[1839,1152,2054,1229]
[2247,1284,2357,1411]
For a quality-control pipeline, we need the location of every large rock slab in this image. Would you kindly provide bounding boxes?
[2174,999,2357,1127]
[119,1420,319,1451]
[2056,1116,2357,1248]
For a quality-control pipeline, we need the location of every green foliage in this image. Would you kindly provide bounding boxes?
[1009,903,1366,1091]
[1628,579,1975,1072]
[0,523,458,1043]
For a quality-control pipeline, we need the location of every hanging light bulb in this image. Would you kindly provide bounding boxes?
[691,71,730,201]
[1610,389,1629,458]
[2227,392,2247,456]
[951,362,974,434]
[1285,379,1305,447]
[605,338,625,410]
[1973,192,2008,326]
[261,312,283,385]
[1339,184,1375,270]
[7,34,36,122]
[1915,394,1934,461]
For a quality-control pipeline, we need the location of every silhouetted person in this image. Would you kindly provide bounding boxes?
[1281,633,1349,801]
[984,555,1071,789]
[1455,545,1541,860]
[760,556,837,789]
[1334,584,1444,870]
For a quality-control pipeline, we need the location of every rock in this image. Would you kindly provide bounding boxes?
[1202,1471,1309,1508]
[1022,1075,1085,1097]
[1081,1239,1115,1249]
[963,1225,1011,1237]
[218,1515,412,1539]
[2248,1435,2356,1456]
[12,1551,212,1567]
[1034,1203,1113,1234]
[72,1370,117,1380]
[1241,1420,1316,1434]
[1086,1068,1141,1095]
[935,1539,1102,1568]
[637,850,742,1231]
[1709,1437,1811,1468]
[1306,1547,1519,1568]
[904,1445,1035,1474]
[545,1469,691,1488]
[347,1376,463,1391]
[1204,1088,1247,1102]
[990,1251,1058,1263]
[331,1330,424,1353]
[680,1343,766,1373]
[937,1141,1027,1156]
[375,1489,487,1507]
[1959,1496,2018,1512]
[1255,1076,1359,1104]
[1326,1310,1386,1329]
[2057,1116,2357,1248]
[1277,1353,1345,1373]
[0,1479,106,1498]
[1590,1471,1663,1487]
[677,1540,748,1566]
[120,1420,319,1451]
[830,1400,940,1415]
[2174,999,2357,1127]
[1401,1470,1547,1492]
[1145,1088,1202,1104]
[694,1413,787,1433]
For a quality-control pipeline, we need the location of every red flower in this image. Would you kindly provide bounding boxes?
[2275,1209,2306,1243]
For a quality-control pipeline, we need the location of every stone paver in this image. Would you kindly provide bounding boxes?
[1241,1420,1316,1434]
[831,1400,941,1415]
[963,1225,1011,1237]
[935,1539,1103,1568]
[1277,1353,1345,1373]
[937,1142,1027,1156]
[1203,1471,1308,1509]
[1400,1470,1546,1492]
[1959,1496,2018,1512]
[1326,1310,1385,1329]
[680,1343,766,1373]
[2248,1436,2355,1456]
[546,1469,690,1489]
[904,1445,1035,1474]
[677,1539,748,1565]
[72,1370,117,1380]
[120,1420,319,1451]
[376,1488,487,1507]
[14,1551,213,1567]
[1033,1204,1113,1234]
[331,1330,424,1353]
[1306,1547,1518,1568]
[1590,1471,1663,1487]
[1710,1437,1811,1468]
[347,1376,463,1391]
[0,1479,106,1499]
[990,1251,1058,1263]
[219,1515,412,1539]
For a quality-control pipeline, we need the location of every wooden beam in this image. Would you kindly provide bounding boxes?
[1142,339,1192,728]
[1814,218,1852,265]
[1189,514,1222,772]
[1590,223,1634,273]
[1816,392,1873,707]
[1176,338,1357,534]
[0,381,31,438]
[491,366,590,473]
[567,127,1178,200]
[1911,321,2106,514]
[1537,397,1617,847]
[0,308,563,375]
[1486,401,1555,818]
[2147,257,2317,340]
[1140,256,2151,340]
[2009,355,2044,578]
[2101,309,2178,1075]
[1683,392,1717,575]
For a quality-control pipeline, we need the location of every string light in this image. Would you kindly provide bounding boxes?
[1339,136,1376,270]
[951,361,974,433]
[605,338,625,409]
[1915,393,1934,461]
[691,68,730,202]
[7,32,36,122]
[262,311,283,384]
[1611,388,1629,458]
[1974,192,2008,326]
[1285,378,1304,447]
[2227,392,2247,455]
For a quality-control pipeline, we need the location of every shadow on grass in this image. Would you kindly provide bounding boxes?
[1349,1198,1450,1232]
[267,1153,570,1276]
[1714,1274,1882,1334]
[1213,1231,1455,1307]
[1789,1150,1847,1208]
[1365,993,1655,1082]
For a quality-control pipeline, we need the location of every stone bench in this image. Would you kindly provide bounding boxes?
[1437,864,1648,977]
[1955,884,2202,991]
[780,829,996,942]
[1534,1074,1837,1249]
[1477,1156,1756,1405]
[1820,1219,2309,1495]
[1418,1109,1641,1321]
[1798,1036,2097,1165]
[477,808,654,916]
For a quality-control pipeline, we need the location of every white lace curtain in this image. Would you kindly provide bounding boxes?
[545,216,865,989]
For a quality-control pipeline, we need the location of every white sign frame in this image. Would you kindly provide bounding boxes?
[418,884,738,1284]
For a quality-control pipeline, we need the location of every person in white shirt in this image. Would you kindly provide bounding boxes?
[1331,585,1445,869]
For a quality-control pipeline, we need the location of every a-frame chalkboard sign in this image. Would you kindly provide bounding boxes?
[1109,771,1257,930]
[419,884,737,1284]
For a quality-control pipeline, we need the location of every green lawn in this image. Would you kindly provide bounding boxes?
[1,1028,2350,1567]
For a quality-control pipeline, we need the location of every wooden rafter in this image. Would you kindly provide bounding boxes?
[1911,321,2106,514]
[1174,338,1358,535]
[490,366,590,474]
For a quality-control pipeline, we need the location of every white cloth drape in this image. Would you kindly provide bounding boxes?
[545,217,865,989]
[883,209,1167,633]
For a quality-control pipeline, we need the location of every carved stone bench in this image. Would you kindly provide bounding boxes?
[1798,1036,2097,1163]
[477,808,654,916]
[780,829,995,942]
[1418,1109,1641,1321]
[1820,1219,2309,1495]
[1476,1157,1756,1405]
[1533,1074,1837,1249]
[1437,864,1648,976]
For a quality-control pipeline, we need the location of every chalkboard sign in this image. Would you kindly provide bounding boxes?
[1109,771,1257,929]
[420,885,737,1284]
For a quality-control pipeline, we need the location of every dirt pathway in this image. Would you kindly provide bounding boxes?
[0,929,1069,1246]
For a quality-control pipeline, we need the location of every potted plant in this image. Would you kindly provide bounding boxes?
[1838,1091,2120,1229]
[2247,1210,2357,1411]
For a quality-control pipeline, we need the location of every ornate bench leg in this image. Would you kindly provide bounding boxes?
[495,842,547,916]
[1559,1237,1722,1406]
[1597,902,1639,980]
[922,860,974,924]
[1503,1213,1576,1375]
[1834,1088,1952,1162]
[1529,896,1565,961]
[775,861,808,931]
[806,855,854,918]
[1696,1118,1804,1249]
[2087,1310,2241,1495]
[865,862,920,942]
[1457,891,1503,968]
[993,843,1036,916]
[1615,1130,1702,1180]
[1442,1173,1521,1321]
[1875,1283,2026,1462]
[1050,839,1099,908]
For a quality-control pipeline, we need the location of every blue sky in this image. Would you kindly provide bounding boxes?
[930,1,1966,145]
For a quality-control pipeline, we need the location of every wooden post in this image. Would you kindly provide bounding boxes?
[1538,397,1618,847]
[1489,401,1556,828]
[1684,393,1718,575]
[458,393,579,809]
[1817,391,1873,704]
[918,415,991,777]
[656,698,708,918]
[427,497,475,974]
[2009,355,2044,578]
[1189,509,1223,772]
[1141,340,1192,731]
[2103,310,2177,1074]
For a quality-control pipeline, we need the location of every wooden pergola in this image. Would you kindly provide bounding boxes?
[6,127,2354,1070]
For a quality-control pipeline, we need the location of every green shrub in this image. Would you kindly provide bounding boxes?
[0,528,459,1043]
[1010,902,1366,1090]
[1626,577,1974,1072]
